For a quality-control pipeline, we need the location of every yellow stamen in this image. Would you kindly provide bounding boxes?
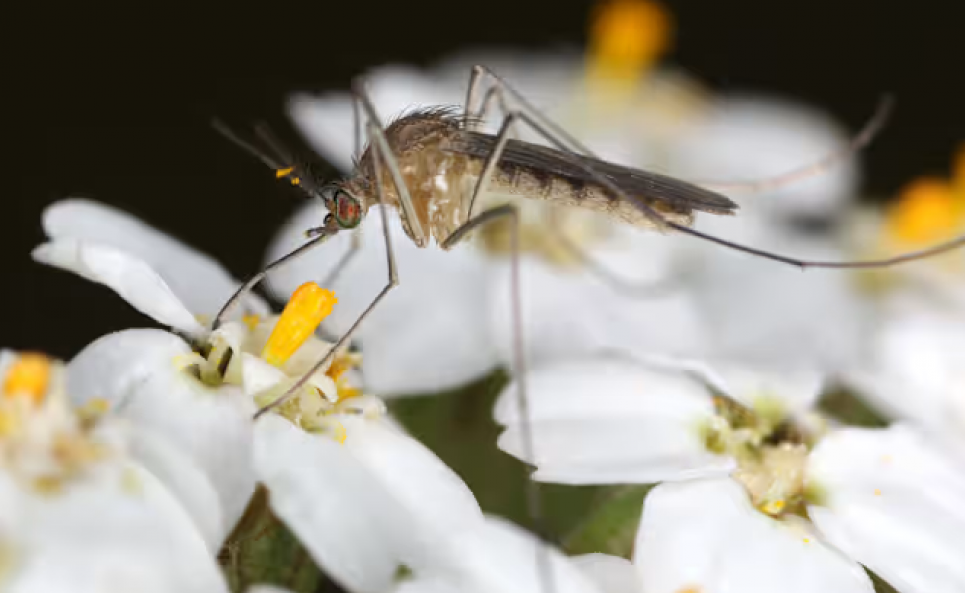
[262,283,337,367]
[874,488,882,496]
[586,0,672,83]
[3,353,51,404]
[886,177,961,246]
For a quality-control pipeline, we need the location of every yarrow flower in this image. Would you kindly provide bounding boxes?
[0,350,228,592]
[495,355,965,593]
[32,198,514,593]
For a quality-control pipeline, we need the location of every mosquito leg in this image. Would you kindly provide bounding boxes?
[694,95,894,195]
[443,205,556,593]
[254,110,403,418]
[461,70,684,294]
[350,81,428,246]
[467,69,965,269]
[211,234,331,331]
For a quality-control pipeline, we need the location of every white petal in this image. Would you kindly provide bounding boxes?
[123,425,225,551]
[2,460,228,593]
[33,239,205,336]
[68,329,256,543]
[265,204,497,395]
[845,309,965,443]
[254,415,483,593]
[289,66,461,172]
[685,221,869,372]
[42,198,267,319]
[807,425,965,593]
[433,516,603,593]
[669,95,859,219]
[495,358,733,484]
[570,554,641,593]
[688,359,825,415]
[635,478,873,593]
[487,230,710,368]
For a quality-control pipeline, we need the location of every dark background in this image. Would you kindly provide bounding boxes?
[4,0,963,357]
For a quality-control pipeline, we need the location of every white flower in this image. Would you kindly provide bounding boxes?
[497,356,965,593]
[34,198,265,546]
[269,46,712,395]
[494,355,820,484]
[0,350,228,593]
[31,200,511,593]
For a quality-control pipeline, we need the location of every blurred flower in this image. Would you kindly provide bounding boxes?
[0,350,228,592]
[667,95,870,372]
[269,0,715,396]
[851,144,965,308]
[497,356,965,593]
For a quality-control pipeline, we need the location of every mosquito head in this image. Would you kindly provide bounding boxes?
[320,183,363,230]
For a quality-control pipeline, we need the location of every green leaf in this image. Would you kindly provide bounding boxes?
[563,485,651,557]
[220,487,326,593]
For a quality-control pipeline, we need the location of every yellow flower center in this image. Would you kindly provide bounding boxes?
[586,0,671,85]
[886,177,962,247]
[262,283,338,367]
[3,353,51,404]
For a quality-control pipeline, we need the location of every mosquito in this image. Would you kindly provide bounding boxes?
[212,64,965,591]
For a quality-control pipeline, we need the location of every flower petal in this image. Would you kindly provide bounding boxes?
[68,329,256,544]
[433,516,604,593]
[669,95,859,220]
[42,198,267,319]
[807,425,965,593]
[265,204,497,395]
[289,66,461,172]
[487,228,709,368]
[33,239,205,336]
[1,459,228,593]
[254,415,483,593]
[845,309,965,444]
[687,359,825,415]
[635,478,873,593]
[570,554,641,593]
[684,222,869,372]
[495,358,733,484]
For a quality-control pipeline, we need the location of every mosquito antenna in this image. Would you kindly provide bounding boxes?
[212,119,287,171]
[213,118,330,203]
[697,94,895,195]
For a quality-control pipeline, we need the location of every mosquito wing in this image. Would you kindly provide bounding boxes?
[447,130,738,218]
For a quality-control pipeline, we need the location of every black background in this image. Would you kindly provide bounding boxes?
[4,0,963,358]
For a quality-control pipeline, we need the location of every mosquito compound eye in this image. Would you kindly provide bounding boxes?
[333,191,362,229]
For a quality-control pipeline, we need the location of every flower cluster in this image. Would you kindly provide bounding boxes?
[9,0,965,592]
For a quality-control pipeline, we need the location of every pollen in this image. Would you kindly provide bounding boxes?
[886,177,962,247]
[874,488,882,496]
[263,283,337,367]
[586,0,672,83]
[3,353,51,404]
